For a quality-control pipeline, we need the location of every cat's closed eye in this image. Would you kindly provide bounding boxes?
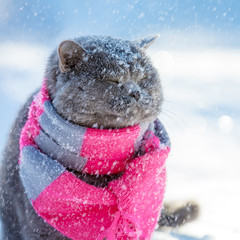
[77,86,84,91]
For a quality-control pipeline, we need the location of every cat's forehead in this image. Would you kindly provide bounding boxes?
[76,36,143,61]
[73,36,151,82]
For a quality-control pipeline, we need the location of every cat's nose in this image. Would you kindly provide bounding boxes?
[122,81,141,101]
[129,89,141,101]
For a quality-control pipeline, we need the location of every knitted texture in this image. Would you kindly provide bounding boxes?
[19,79,170,240]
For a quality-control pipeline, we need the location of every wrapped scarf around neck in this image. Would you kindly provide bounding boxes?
[19,80,171,240]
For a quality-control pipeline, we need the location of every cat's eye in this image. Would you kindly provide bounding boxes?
[103,78,119,84]
[77,86,84,91]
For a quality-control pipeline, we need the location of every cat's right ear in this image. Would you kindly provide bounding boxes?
[58,40,87,73]
[133,35,160,49]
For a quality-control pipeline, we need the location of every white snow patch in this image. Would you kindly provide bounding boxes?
[0,41,50,102]
[217,115,234,134]
[0,41,49,71]
[151,49,240,82]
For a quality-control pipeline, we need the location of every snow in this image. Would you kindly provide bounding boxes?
[153,232,212,240]
[217,115,234,134]
[0,41,49,102]
[1,0,240,238]
[150,47,240,240]
[1,42,240,239]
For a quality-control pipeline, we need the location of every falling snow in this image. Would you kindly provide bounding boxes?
[1,1,240,240]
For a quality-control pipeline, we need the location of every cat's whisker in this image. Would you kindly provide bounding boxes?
[159,108,189,131]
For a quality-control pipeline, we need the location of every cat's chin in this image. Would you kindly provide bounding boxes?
[57,107,159,129]
[88,114,157,129]
[64,114,152,129]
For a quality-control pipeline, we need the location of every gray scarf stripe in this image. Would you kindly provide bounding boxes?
[20,146,66,200]
[134,122,150,155]
[39,101,86,155]
[154,119,171,148]
[35,130,87,172]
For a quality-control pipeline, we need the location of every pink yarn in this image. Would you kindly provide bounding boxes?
[105,148,169,240]
[33,148,169,240]
[81,126,140,174]
[33,171,118,240]
[19,79,170,239]
[19,81,49,161]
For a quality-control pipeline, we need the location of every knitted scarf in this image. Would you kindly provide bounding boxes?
[19,80,171,240]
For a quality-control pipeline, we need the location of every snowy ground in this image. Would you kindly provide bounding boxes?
[152,48,240,240]
[1,41,240,240]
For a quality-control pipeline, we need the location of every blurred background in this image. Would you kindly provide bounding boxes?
[0,1,240,239]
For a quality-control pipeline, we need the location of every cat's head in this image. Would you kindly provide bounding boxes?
[45,35,163,129]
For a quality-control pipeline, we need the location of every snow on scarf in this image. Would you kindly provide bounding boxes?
[19,80,171,240]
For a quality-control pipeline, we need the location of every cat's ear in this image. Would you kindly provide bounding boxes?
[58,40,87,72]
[134,34,160,49]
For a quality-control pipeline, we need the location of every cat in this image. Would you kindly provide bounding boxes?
[0,35,198,239]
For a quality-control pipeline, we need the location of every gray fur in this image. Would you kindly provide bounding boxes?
[45,36,163,129]
[0,35,195,239]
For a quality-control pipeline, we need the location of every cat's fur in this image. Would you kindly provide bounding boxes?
[46,36,163,129]
[0,36,197,239]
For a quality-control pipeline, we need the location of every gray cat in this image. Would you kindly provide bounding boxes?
[0,35,198,239]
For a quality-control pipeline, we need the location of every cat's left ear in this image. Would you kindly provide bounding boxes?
[58,40,87,72]
[134,34,160,49]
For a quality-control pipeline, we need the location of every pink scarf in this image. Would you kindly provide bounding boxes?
[19,80,170,240]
